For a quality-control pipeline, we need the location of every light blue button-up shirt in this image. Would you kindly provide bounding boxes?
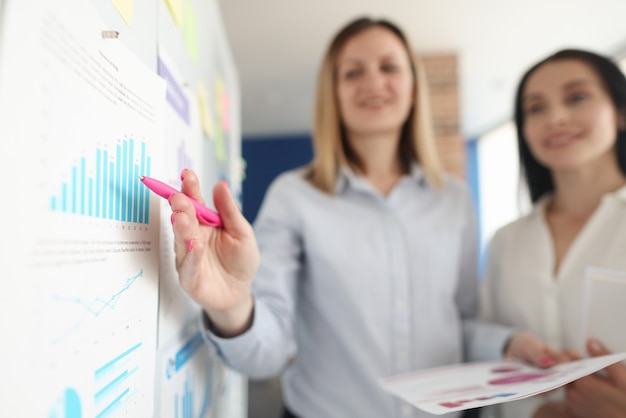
[203,164,511,418]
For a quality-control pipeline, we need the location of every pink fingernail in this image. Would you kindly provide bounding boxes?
[187,239,194,252]
[181,169,188,181]
[541,356,555,366]
[170,210,181,224]
[221,179,229,189]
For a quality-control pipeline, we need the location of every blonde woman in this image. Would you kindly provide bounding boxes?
[169,17,557,418]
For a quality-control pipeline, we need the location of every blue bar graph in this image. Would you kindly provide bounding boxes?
[175,333,204,373]
[174,374,194,418]
[96,388,129,418]
[182,379,193,418]
[50,138,151,223]
[94,342,142,418]
[95,342,142,378]
[115,143,122,221]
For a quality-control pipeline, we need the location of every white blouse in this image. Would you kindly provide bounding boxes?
[480,184,626,418]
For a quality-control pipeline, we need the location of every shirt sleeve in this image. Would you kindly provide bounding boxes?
[201,173,302,379]
[457,190,513,362]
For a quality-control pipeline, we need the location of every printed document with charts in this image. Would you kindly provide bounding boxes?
[379,353,626,415]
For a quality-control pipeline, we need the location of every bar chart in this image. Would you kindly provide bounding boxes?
[159,331,213,418]
[94,342,142,418]
[171,332,204,377]
[50,138,152,224]
[175,375,194,418]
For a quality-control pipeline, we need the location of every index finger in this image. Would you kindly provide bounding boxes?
[180,168,206,205]
[169,193,199,260]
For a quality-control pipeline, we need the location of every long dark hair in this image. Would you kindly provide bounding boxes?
[514,49,626,203]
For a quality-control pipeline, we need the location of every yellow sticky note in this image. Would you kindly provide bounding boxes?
[197,81,214,138]
[214,127,226,163]
[183,0,198,63]
[164,0,183,27]
[111,0,133,26]
[214,75,224,107]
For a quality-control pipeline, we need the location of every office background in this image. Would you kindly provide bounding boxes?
[232,3,626,417]
[2,1,626,417]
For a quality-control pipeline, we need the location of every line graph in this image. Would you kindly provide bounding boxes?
[51,269,143,344]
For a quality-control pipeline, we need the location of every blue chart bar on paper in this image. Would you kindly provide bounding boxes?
[64,388,82,418]
[94,342,142,418]
[50,138,152,224]
[166,333,204,381]
[49,387,82,418]
[175,375,194,418]
[175,333,204,373]
[169,334,206,418]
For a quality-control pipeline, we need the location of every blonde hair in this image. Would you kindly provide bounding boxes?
[306,17,444,194]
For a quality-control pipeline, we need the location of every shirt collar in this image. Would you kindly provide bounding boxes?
[532,182,626,215]
[334,161,427,195]
[532,193,552,214]
[614,183,626,201]
[407,162,428,186]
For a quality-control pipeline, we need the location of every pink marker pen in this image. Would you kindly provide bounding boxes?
[139,175,223,227]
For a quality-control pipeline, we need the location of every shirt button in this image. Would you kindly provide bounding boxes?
[402,403,412,416]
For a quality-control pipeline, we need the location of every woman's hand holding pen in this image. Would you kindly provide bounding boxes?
[169,169,260,337]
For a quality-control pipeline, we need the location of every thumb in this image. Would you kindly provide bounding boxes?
[212,181,250,237]
[588,338,626,389]
[588,338,611,356]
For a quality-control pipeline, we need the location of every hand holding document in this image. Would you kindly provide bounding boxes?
[379,352,626,415]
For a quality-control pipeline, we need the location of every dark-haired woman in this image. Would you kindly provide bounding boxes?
[480,49,626,418]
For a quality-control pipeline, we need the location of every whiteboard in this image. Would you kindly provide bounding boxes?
[0,0,245,417]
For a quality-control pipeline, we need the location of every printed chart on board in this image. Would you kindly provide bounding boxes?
[0,2,164,417]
